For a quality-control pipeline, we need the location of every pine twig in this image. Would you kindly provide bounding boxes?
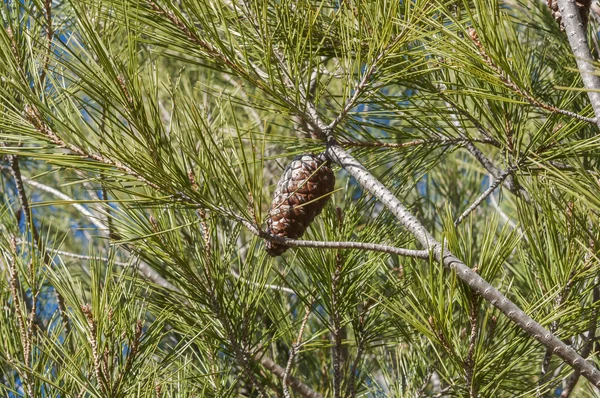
[454,168,513,227]
[283,301,314,398]
[39,0,53,90]
[340,137,497,149]
[9,172,178,291]
[259,355,324,398]
[7,155,71,337]
[326,36,402,133]
[440,92,525,198]
[230,268,296,295]
[0,169,108,231]
[81,304,109,395]
[6,237,34,398]
[225,211,430,258]
[332,254,344,398]
[344,298,373,398]
[467,28,598,126]
[464,294,480,398]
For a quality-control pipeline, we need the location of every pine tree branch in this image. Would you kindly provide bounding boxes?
[454,168,514,227]
[6,168,324,398]
[440,91,525,198]
[283,301,314,398]
[468,27,598,126]
[340,137,497,149]
[560,278,600,397]
[230,268,296,295]
[555,0,600,126]
[258,355,324,398]
[2,169,108,231]
[7,155,70,337]
[228,213,430,258]
[239,35,600,386]
[5,237,34,398]
[6,168,179,291]
[464,294,480,398]
[332,254,344,398]
[325,143,600,388]
[39,0,53,90]
[326,37,400,133]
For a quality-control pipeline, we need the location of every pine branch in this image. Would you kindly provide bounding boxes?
[7,155,70,336]
[326,143,600,387]
[454,168,514,227]
[468,28,598,126]
[340,137,497,149]
[560,278,600,397]
[555,0,600,126]
[8,169,179,291]
[464,294,480,398]
[230,268,296,295]
[5,237,34,398]
[440,91,525,198]
[259,355,324,398]
[332,254,344,398]
[326,36,402,133]
[283,301,314,398]
[39,0,53,90]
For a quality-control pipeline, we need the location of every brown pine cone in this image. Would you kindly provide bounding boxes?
[265,154,335,256]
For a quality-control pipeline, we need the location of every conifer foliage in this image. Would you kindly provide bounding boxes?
[1,0,600,397]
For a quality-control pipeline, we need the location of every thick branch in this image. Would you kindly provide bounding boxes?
[556,0,600,126]
[326,143,600,387]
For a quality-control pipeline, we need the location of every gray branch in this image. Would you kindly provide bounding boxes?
[454,169,513,227]
[258,355,324,398]
[326,143,600,387]
[557,0,600,126]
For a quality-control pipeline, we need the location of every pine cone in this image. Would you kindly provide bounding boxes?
[265,154,335,256]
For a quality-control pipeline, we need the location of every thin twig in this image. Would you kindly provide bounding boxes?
[9,173,178,291]
[340,137,496,149]
[5,237,34,398]
[344,298,374,398]
[44,247,129,267]
[560,276,600,397]
[468,28,598,126]
[7,155,71,336]
[327,37,402,133]
[454,168,513,227]
[81,304,109,394]
[22,105,162,192]
[39,0,54,90]
[3,170,108,231]
[230,268,296,295]
[224,211,429,259]
[488,175,522,234]
[283,301,314,398]
[332,253,344,398]
[259,354,325,398]
[464,294,479,398]
[439,90,524,197]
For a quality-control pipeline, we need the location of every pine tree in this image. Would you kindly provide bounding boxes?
[1,0,600,396]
